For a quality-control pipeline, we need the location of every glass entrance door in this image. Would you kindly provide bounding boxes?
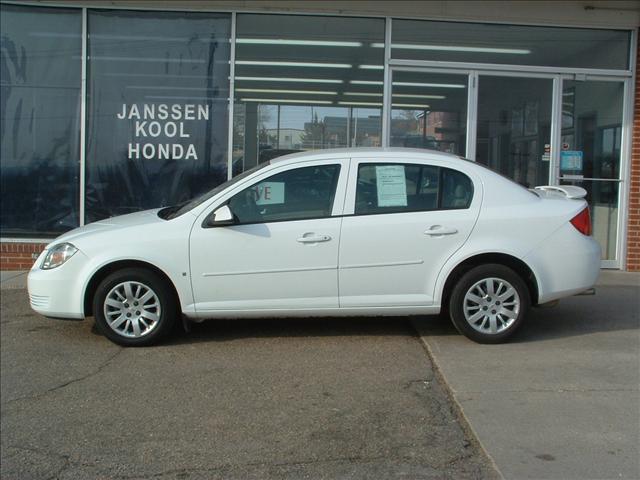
[557,79,624,265]
[389,70,469,156]
[475,75,553,189]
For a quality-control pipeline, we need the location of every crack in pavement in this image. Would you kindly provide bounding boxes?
[3,445,475,480]
[110,450,467,480]
[4,444,71,480]
[1,347,123,406]
[4,443,101,480]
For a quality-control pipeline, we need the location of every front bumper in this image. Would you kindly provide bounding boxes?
[27,250,89,320]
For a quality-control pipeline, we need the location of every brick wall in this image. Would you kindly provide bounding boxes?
[0,243,47,271]
[627,35,640,271]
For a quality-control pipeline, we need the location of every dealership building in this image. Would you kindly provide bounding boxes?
[1,0,639,270]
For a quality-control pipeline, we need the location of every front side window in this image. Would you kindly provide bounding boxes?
[228,164,341,224]
[355,163,472,215]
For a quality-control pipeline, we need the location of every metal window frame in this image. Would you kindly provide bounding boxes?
[79,7,87,226]
[227,11,236,181]
[555,72,631,269]
[381,17,392,147]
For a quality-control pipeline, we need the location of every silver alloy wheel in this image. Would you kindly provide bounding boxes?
[103,281,161,338]
[463,277,520,335]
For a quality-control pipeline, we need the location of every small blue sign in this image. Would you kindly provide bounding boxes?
[560,150,583,172]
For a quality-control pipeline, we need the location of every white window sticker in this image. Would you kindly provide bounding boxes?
[254,182,285,205]
[376,165,407,207]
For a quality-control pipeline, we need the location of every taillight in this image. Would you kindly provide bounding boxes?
[570,207,592,236]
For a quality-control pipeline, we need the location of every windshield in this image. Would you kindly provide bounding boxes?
[159,162,270,220]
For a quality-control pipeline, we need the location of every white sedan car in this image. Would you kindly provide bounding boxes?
[28,148,600,346]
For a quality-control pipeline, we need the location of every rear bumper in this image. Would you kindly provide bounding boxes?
[523,223,601,304]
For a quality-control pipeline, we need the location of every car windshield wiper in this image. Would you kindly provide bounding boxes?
[158,202,188,220]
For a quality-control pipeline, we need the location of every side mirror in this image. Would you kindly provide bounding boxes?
[208,205,235,226]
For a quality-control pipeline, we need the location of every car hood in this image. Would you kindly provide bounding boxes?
[48,209,164,248]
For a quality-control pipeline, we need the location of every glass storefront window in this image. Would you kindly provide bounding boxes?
[390,70,468,156]
[391,20,630,71]
[0,5,81,236]
[476,76,553,188]
[85,10,230,223]
[0,3,633,258]
[233,14,384,174]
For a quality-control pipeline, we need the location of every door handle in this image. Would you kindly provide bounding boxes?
[424,225,458,236]
[297,234,332,244]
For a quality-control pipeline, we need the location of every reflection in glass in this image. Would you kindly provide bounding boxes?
[560,80,623,180]
[391,20,630,70]
[390,71,468,156]
[476,76,552,188]
[85,10,230,223]
[0,5,81,236]
[233,14,384,174]
[561,180,619,260]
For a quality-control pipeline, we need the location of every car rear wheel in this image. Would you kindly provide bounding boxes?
[449,264,530,344]
[93,268,177,347]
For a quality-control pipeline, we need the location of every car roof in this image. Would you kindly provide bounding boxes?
[270,147,463,165]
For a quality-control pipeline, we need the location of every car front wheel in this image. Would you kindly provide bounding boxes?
[93,268,177,347]
[449,264,530,344]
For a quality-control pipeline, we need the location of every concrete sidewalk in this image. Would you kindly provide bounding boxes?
[413,272,640,480]
[0,271,28,290]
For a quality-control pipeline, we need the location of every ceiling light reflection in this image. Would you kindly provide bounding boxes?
[350,80,384,85]
[240,98,333,104]
[372,42,530,54]
[237,38,363,47]
[236,60,352,68]
[235,76,343,84]
[394,81,465,89]
[236,88,337,95]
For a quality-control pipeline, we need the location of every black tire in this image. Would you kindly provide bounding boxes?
[93,268,177,347]
[449,264,530,344]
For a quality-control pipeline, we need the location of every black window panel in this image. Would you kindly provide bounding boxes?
[85,10,231,223]
[228,164,341,224]
[0,5,81,236]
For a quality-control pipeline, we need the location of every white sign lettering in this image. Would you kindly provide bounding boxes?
[117,103,209,161]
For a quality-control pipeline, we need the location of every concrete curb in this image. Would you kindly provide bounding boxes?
[411,318,505,480]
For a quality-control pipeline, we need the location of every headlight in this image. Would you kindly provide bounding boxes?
[41,243,78,270]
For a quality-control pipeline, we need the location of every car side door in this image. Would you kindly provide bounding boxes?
[338,157,481,307]
[189,158,349,314]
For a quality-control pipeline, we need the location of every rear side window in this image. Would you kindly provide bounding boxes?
[355,163,473,215]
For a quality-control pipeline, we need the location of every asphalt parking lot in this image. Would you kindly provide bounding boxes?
[0,287,497,480]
